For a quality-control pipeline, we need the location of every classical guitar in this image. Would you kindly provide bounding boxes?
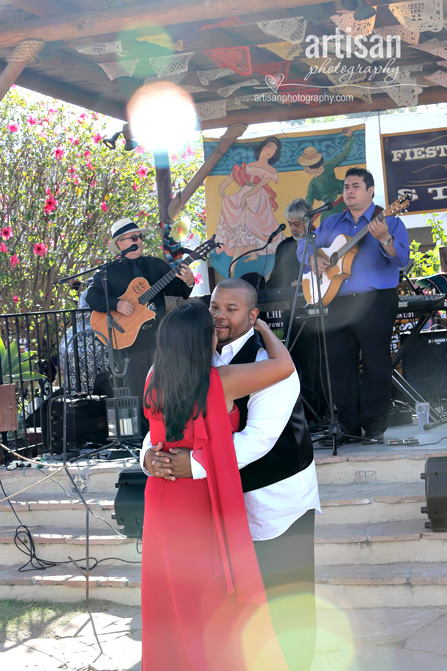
[302,194,412,306]
[91,236,218,349]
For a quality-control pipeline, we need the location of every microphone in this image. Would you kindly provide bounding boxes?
[267,223,286,245]
[308,202,332,216]
[118,243,139,258]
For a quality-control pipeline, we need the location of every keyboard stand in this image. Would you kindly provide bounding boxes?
[392,309,444,423]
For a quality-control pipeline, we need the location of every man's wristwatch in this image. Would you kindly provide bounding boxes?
[380,235,393,247]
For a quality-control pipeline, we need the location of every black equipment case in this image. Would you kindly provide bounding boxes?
[113,467,146,537]
[41,394,108,453]
[421,456,447,531]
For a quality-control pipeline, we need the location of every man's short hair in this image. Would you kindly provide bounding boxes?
[345,167,374,193]
[215,278,258,310]
[285,198,311,221]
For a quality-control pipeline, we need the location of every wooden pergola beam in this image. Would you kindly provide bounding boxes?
[11,0,69,15]
[16,69,127,120]
[0,39,44,101]
[8,0,122,96]
[200,87,447,130]
[0,59,28,99]
[168,123,248,220]
[0,0,320,49]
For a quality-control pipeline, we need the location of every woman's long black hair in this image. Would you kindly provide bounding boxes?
[144,300,215,442]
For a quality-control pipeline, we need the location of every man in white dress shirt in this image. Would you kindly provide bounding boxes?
[140,278,320,671]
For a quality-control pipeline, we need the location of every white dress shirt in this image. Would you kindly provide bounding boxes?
[140,327,320,540]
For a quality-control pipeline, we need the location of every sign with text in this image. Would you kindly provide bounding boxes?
[381,128,447,215]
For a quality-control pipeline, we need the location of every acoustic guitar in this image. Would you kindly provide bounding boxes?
[91,236,218,349]
[302,194,412,306]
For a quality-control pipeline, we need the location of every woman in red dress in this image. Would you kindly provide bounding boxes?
[141,300,294,670]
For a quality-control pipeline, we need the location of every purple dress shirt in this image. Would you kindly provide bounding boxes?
[297,202,410,295]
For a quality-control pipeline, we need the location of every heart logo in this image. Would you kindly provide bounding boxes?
[265,73,284,93]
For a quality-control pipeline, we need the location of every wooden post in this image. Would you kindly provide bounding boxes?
[0,39,44,101]
[0,384,18,432]
[154,150,172,260]
[168,123,248,221]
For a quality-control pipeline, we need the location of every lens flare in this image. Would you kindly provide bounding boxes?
[127,81,198,155]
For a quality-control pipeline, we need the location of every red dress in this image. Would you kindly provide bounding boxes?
[141,368,288,671]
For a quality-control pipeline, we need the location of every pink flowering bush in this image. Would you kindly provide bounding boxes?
[0,87,205,312]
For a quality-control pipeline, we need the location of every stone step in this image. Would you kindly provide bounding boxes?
[0,480,427,533]
[315,562,447,609]
[0,560,444,609]
[0,564,141,605]
[0,458,135,496]
[315,519,447,566]
[0,494,118,531]
[1,518,444,570]
[315,447,447,485]
[0,526,141,567]
[318,481,426,525]
[3,446,446,500]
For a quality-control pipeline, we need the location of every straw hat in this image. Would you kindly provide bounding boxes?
[109,218,149,253]
[298,146,322,167]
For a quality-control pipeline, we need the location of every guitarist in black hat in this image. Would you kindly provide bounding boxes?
[298,168,410,447]
[86,218,194,402]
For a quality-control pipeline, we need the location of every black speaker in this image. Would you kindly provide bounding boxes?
[113,467,146,537]
[421,457,447,531]
[41,394,108,453]
[401,329,447,400]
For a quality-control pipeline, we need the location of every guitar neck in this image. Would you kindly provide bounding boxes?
[336,210,385,259]
[140,255,194,305]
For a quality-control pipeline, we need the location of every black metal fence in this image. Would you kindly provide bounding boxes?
[0,308,108,457]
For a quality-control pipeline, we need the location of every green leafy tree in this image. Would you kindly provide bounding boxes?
[0,87,205,314]
[409,213,447,276]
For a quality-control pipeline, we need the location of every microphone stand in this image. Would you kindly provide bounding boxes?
[286,212,340,455]
[228,228,284,278]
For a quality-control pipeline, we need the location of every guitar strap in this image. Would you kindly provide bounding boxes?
[370,204,384,222]
[357,204,384,249]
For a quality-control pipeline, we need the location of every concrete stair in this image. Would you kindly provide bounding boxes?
[0,446,446,606]
[0,564,142,606]
[0,494,117,530]
[314,444,447,608]
[316,562,447,609]
[318,481,425,524]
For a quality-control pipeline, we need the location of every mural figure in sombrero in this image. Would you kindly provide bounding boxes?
[215,136,285,270]
[298,128,353,221]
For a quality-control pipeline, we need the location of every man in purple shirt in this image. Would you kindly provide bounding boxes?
[298,168,410,446]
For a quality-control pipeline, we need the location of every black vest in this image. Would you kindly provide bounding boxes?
[232,333,314,493]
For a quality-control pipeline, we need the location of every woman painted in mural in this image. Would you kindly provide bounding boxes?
[216,136,284,271]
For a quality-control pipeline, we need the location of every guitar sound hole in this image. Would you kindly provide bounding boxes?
[329,253,338,267]
[133,283,146,295]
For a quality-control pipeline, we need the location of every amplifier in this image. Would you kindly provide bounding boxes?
[401,330,447,400]
[41,394,108,453]
[421,457,447,531]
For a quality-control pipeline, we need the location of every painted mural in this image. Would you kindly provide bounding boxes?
[204,125,366,280]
